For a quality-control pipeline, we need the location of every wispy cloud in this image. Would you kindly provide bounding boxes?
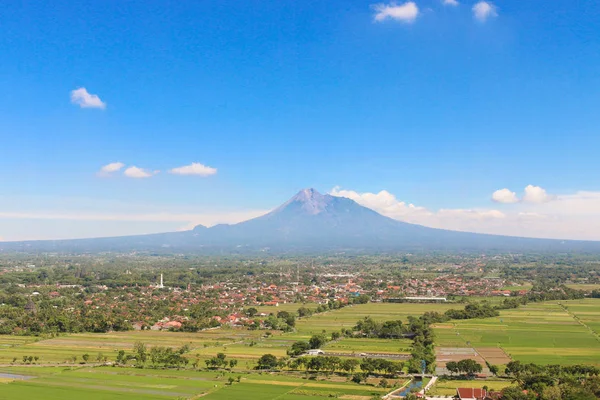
[442,0,459,6]
[472,1,497,22]
[169,162,217,177]
[373,2,419,23]
[124,166,156,178]
[97,162,125,177]
[70,88,106,109]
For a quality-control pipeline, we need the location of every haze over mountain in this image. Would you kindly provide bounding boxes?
[2,189,599,254]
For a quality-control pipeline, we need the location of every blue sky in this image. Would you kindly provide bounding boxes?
[1,0,600,241]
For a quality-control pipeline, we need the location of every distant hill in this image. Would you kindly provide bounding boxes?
[2,188,599,254]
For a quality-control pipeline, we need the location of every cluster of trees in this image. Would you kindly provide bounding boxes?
[297,297,368,319]
[256,353,402,378]
[113,341,191,369]
[444,302,500,320]
[498,361,600,400]
[0,287,222,336]
[352,312,442,374]
[354,317,407,339]
[523,283,586,303]
[356,358,403,375]
[445,359,483,376]
[204,353,238,369]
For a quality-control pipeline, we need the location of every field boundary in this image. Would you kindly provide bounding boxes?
[558,302,600,344]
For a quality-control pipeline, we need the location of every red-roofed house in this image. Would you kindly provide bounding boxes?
[456,388,487,400]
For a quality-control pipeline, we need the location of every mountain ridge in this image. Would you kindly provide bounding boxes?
[1,188,600,254]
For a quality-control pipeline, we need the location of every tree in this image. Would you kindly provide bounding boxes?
[352,373,367,384]
[256,354,278,370]
[246,307,258,317]
[298,307,312,318]
[501,386,534,400]
[353,294,370,304]
[288,341,310,356]
[446,361,458,375]
[229,359,238,369]
[82,353,90,363]
[456,359,482,376]
[341,359,360,374]
[309,334,326,349]
[541,386,562,400]
[488,364,499,376]
[227,377,235,385]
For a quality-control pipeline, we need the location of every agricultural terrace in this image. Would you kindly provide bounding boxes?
[0,366,387,400]
[434,299,600,366]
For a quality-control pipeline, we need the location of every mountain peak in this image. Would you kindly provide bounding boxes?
[276,188,332,215]
[292,188,322,201]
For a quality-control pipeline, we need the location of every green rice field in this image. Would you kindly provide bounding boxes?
[0,366,387,400]
[434,299,600,365]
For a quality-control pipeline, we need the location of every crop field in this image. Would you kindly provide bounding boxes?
[324,338,412,355]
[231,302,457,358]
[295,302,457,335]
[560,299,600,336]
[435,347,487,372]
[0,329,269,364]
[0,366,388,400]
[434,300,600,365]
[1,301,454,365]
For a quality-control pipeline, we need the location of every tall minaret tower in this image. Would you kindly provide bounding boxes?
[159,274,164,289]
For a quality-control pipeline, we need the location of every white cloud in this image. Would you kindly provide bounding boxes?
[124,166,156,179]
[373,2,419,23]
[492,188,519,204]
[70,88,106,109]
[169,163,217,177]
[330,186,431,220]
[472,1,497,22]
[330,187,503,225]
[523,185,554,204]
[330,186,600,241]
[443,0,459,6]
[97,162,125,176]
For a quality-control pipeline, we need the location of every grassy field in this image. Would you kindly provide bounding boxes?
[429,378,512,396]
[565,284,600,291]
[434,299,600,365]
[0,366,388,400]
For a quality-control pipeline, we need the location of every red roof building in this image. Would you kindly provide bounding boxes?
[456,388,487,400]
